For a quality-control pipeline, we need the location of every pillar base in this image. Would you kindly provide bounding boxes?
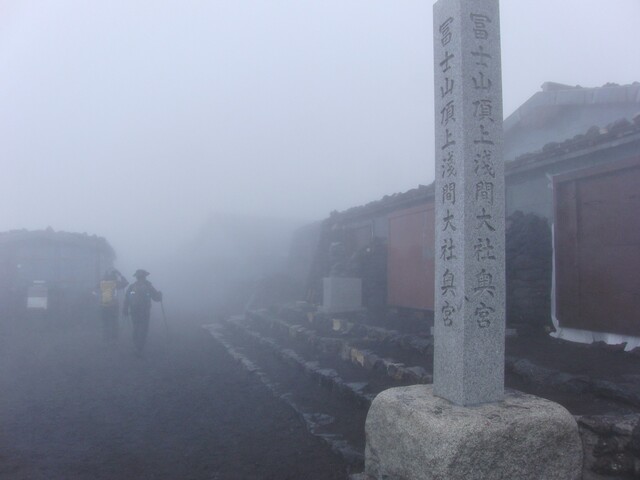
[363,385,582,480]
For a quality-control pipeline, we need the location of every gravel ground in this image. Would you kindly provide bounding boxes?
[0,315,349,480]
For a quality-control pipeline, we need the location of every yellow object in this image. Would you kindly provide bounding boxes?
[100,280,117,306]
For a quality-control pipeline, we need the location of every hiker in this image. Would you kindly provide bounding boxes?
[122,269,162,357]
[98,269,128,342]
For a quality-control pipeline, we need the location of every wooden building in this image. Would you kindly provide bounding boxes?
[0,229,115,323]
[297,83,640,349]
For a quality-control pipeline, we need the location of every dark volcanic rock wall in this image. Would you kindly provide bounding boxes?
[578,415,640,479]
[506,211,553,332]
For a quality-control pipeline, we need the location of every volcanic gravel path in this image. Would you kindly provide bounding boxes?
[0,316,349,480]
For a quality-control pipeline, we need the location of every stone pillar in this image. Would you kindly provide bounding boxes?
[433,0,505,406]
[358,2,583,478]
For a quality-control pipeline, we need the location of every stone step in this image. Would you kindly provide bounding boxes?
[208,314,640,480]
[204,320,368,468]
[505,357,640,411]
[251,306,640,415]
[277,304,434,357]
[244,309,432,386]
[225,315,379,407]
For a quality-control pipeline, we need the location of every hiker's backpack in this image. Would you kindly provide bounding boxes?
[100,280,118,306]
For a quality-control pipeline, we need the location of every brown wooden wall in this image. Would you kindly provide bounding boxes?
[387,203,435,310]
[554,156,640,337]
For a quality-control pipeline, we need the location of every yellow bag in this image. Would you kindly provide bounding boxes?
[100,280,117,306]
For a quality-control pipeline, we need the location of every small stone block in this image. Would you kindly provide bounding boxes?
[364,385,582,480]
[321,277,362,313]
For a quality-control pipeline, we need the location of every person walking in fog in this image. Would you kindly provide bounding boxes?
[98,269,128,343]
[122,269,162,357]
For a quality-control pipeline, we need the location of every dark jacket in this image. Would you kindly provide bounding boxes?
[123,279,162,315]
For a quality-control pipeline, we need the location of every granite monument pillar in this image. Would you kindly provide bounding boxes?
[358,1,583,478]
[432,0,505,406]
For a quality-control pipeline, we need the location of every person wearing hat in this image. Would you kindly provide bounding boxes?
[122,269,162,357]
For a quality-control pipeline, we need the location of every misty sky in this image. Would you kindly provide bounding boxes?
[1,0,640,267]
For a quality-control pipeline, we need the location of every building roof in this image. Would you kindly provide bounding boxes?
[504,82,640,161]
[328,183,435,223]
[505,82,640,132]
[0,228,115,258]
[508,113,640,175]
[329,112,640,223]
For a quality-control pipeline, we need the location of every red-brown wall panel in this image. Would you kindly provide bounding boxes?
[554,156,640,337]
[388,203,435,310]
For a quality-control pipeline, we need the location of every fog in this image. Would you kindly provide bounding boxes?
[1,0,640,311]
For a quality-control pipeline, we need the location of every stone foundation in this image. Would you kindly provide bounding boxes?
[363,385,582,480]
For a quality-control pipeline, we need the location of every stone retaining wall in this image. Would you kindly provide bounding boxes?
[578,415,640,480]
[506,211,553,332]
